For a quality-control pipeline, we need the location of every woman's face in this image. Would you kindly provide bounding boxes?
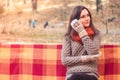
[79,9,90,27]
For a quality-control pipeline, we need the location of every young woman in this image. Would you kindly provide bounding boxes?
[61,5,101,80]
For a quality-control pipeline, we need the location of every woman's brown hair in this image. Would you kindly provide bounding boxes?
[65,5,99,38]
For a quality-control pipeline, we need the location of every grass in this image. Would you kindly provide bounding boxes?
[0,25,66,43]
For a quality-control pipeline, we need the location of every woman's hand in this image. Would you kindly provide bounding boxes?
[89,53,102,61]
[71,19,88,38]
[80,52,102,62]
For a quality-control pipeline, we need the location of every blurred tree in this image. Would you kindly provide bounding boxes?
[5,0,15,11]
[23,0,26,4]
[108,0,120,31]
[60,0,68,21]
[109,0,120,16]
[0,1,4,14]
[31,0,37,12]
[59,0,72,21]
[96,0,102,13]
[101,0,120,34]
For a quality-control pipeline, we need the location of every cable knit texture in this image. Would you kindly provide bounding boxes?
[61,33,101,79]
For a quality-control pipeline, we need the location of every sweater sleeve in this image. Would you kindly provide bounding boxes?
[81,33,101,55]
[61,36,90,66]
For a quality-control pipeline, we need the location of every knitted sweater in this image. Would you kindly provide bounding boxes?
[61,33,101,79]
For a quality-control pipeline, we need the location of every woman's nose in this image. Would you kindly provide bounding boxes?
[85,16,89,20]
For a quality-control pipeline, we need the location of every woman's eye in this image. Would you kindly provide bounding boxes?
[87,14,90,17]
[80,14,90,18]
[80,15,85,18]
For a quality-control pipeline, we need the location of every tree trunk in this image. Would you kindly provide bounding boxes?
[5,0,9,9]
[105,20,108,34]
[31,0,37,12]
[96,0,102,13]
[23,0,26,4]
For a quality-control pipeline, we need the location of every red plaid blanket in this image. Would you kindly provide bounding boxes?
[0,44,120,80]
[99,45,120,80]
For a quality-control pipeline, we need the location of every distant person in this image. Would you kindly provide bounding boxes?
[31,19,36,28]
[44,21,48,28]
[61,5,101,80]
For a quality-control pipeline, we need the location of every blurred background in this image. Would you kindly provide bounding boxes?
[0,0,120,44]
